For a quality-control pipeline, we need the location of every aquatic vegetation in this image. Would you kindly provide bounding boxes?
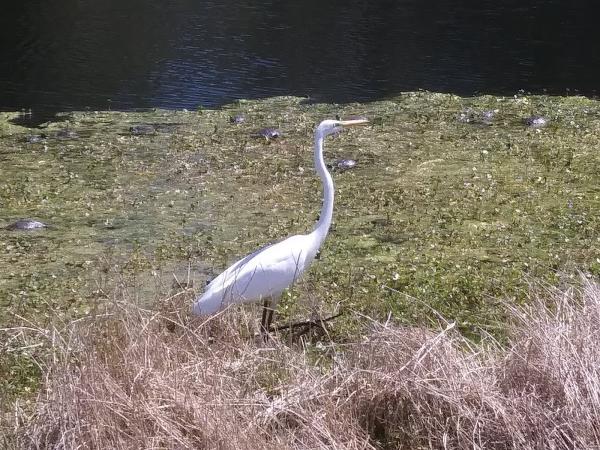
[0,93,599,415]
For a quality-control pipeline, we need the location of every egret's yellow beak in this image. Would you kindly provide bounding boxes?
[340,117,369,127]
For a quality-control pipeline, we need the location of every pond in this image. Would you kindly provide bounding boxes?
[1,1,599,124]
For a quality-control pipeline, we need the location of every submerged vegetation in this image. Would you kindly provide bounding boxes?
[1,92,600,446]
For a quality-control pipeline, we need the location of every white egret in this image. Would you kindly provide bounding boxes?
[192,118,368,336]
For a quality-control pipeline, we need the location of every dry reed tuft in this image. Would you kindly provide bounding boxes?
[11,279,600,449]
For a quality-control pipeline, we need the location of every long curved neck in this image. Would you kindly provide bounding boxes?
[310,132,334,247]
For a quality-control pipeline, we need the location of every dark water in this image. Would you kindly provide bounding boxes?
[2,1,599,124]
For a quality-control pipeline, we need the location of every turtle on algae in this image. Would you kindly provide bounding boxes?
[4,219,49,231]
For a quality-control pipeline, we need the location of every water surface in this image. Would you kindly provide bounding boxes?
[1,1,599,124]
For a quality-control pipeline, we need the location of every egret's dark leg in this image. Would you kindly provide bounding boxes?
[260,298,272,339]
[264,303,275,332]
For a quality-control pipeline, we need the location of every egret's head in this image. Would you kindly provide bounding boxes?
[316,117,369,137]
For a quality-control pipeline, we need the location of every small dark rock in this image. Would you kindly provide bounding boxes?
[254,127,282,139]
[25,134,47,144]
[56,129,79,140]
[458,109,497,125]
[335,159,357,171]
[458,109,476,124]
[153,123,179,133]
[6,219,48,231]
[230,114,246,124]
[525,115,548,128]
[130,124,157,135]
[481,110,497,124]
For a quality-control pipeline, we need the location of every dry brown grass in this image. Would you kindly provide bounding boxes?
[9,279,600,449]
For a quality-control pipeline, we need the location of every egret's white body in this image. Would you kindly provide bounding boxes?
[193,234,318,315]
[192,118,368,334]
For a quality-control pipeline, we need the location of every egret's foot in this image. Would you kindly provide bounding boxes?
[268,312,343,335]
[259,325,272,343]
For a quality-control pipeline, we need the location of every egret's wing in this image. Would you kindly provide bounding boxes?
[211,240,276,281]
[207,235,304,292]
[195,235,312,314]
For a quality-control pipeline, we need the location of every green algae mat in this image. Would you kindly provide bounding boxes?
[1,92,600,398]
